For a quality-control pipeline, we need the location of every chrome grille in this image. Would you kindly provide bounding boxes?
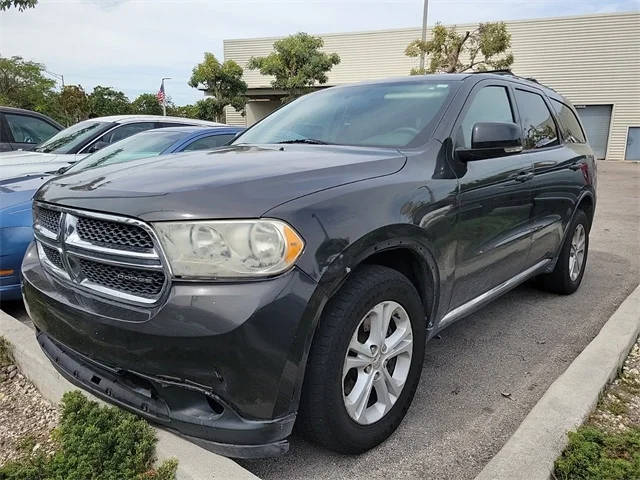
[77,258,165,297]
[33,203,167,305]
[36,206,61,234]
[41,244,64,270]
[76,216,154,251]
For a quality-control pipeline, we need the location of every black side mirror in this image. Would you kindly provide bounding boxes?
[88,140,109,153]
[457,122,523,162]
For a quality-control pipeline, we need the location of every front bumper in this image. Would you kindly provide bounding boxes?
[22,242,318,457]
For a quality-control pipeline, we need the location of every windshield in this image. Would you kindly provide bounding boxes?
[65,130,186,174]
[35,120,112,154]
[235,81,457,148]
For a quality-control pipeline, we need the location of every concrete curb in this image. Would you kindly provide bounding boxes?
[0,310,259,480]
[475,283,640,480]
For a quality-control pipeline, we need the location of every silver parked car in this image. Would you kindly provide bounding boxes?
[0,115,224,181]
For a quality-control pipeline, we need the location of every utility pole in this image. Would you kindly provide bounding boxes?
[161,77,171,116]
[45,70,64,88]
[419,0,429,73]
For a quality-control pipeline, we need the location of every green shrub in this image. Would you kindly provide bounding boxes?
[554,425,640,479]
[0,391,177,480]
[0,337,13,366]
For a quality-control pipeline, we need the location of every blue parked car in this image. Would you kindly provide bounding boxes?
[0,125,243,301]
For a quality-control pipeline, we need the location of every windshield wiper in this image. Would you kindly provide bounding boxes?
[277,138,329,145]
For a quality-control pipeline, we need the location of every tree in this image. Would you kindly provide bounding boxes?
[168,103,198,119]
[248,32,340,102]
[0,0,37,11]
[130,93,163,115]
[89,86,130,117]
[58,85,89,125]
[0,55,56,111]
[405,22,513,74]
[188,52,247,122]
[190,98,222,122]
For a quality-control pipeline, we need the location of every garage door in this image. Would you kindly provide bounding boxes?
[575,105,612,160]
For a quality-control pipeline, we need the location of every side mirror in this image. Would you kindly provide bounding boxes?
[88,140,109,153]
[457,122,523,162]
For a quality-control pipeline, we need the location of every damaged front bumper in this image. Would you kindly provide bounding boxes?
[21,242,319,458]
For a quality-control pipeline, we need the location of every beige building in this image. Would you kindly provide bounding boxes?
[222,11,640,161]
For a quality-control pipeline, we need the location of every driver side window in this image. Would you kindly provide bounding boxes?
[458,86,514,148]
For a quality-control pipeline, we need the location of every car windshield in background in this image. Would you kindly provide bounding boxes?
[235,81,457,148]
[34,120,111,154]
[66,130,187,174]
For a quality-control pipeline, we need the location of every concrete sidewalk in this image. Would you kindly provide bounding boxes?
[475,283,640,479]
[0,309,259,480]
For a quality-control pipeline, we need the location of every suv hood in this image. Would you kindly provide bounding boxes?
[35,144,406,220]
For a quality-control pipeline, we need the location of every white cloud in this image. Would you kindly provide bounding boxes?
[0,0,636,105]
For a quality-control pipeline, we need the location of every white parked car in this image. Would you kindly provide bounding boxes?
[0,115,223,181]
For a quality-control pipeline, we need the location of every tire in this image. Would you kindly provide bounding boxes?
[298,264,426,454]
[536,209,589,295]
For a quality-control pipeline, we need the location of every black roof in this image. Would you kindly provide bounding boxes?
[0,106,63,129]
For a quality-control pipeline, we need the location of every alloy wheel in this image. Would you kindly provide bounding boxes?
[342,300,413,425]
[569,223,586,281]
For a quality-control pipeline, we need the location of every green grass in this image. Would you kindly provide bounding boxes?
[0,391,177,480]
[553,426,640,479]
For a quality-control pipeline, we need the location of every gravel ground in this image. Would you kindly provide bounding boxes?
[589,340,640,433]
[0,361,59,465]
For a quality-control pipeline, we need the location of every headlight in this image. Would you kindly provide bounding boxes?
[153,219,304,278]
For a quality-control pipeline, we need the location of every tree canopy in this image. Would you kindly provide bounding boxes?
[0,0,37,11]
[188,52,247,122]
[0,56,56,112]
[130,93,164,116]
[58,85,90,125]
[405,22,513,74]
[88,86,130,117]
[248,32,340,102]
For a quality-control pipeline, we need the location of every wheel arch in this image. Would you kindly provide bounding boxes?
[576,191,595,231]
[281,226,441,415]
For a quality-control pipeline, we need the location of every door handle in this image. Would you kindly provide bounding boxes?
[515,172,534,182]
[569,162,584,171]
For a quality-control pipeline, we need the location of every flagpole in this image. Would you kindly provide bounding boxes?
[161,77,171,116]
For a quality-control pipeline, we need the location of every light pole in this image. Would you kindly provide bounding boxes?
[161,77,171,116]
[419,0,429,73]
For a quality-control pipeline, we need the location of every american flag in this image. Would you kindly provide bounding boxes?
[156,82,165,103]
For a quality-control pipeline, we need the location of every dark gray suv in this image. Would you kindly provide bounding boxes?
[22,72,596,458]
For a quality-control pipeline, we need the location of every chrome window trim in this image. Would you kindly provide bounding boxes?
[32,201,170,306]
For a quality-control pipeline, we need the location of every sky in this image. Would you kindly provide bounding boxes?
[1,0,637,106]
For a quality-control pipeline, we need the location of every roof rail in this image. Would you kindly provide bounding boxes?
[470,69,514,75]
[471,69,545,86]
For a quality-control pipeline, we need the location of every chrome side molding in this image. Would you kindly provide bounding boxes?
[439,259,551,329]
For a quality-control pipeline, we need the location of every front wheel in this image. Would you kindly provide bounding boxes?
[298,265,426,454]
[536,209,590,294]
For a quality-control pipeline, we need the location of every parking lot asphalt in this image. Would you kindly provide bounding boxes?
[1,162,638,480]
[237,160,640,480]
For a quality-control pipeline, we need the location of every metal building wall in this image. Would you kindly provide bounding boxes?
[223,12,639,160]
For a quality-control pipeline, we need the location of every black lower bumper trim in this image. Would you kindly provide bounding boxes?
[37,331,292,458]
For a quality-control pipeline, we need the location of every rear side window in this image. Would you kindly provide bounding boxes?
[550,99,586,144]
[182,134,235,151]
[5,113,59,144]
[515,90,559,150]
[99,122,156,144]
[458,86,514,148]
